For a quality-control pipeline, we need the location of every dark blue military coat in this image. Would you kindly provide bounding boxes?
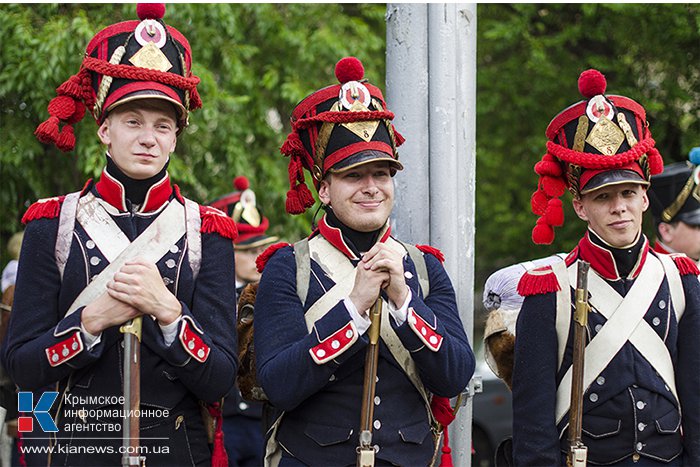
[1,172,238,466]
[512,234,700,466]
[254,223,474,466]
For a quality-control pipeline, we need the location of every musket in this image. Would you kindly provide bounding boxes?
[357,299,382,467]
[121,316,145,466]
[567,261,590,467]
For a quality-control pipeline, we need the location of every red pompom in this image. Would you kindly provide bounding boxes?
[544,198,564,227]
[416,244,445,264]
[531,189,548,216]
[233,176,249,191]
[335,57,364,83]
[256,242,292,273]
[55,125,76,152]
[534,156,563,177]
[35,116,60,144]
[578,69,607,98]
[47,96,76,120]
[65,100,86,125]
[541,175,566,198]
[532,218,555,245]
[137,3,165,20]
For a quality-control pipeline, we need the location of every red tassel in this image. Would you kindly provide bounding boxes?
[415,244,445,264]
[280,131,306,158]
[647,147,664,176]
[47,95,76,120]
[532,217,555,245]
[200,206,238,240]
[541,175,566,197]
[190,87,203,110]
[295,183,315,209]
[66,100,86,125]
[57,75,84,99]
[256,242,291,273]
[285,188,305,215]
[439,426,453,467]
[430,396,455,426]
[671,254,700,276]
[35,116,60,144]
[394,127,406,146]
[21,196,65,224]
[207,403,228,467]
[544,198,564,227]
[517,265,561,296]
[534,157,563,177]
[530,189,548,216]
[56,125,76,152]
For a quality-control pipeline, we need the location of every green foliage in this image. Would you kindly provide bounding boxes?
[0,3,386,260]
[475,3,700,282]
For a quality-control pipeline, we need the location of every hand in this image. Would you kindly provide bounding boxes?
[106,258,182,325]
[81,292,141,335]
[359,243,408,307]
[348,264,390,315]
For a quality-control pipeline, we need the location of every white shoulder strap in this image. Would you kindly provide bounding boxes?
[656,253,686,323]
[55,191,81,281]
[551,259,572,372]
[184,198,202,281]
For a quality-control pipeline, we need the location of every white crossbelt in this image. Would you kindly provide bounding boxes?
[555,255,676,424]
[61,194,186,322]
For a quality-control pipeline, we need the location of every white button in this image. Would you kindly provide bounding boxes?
[665,384,670,391]
[86,240,95,249]
[51,353,59,362]
[329,374,336,382]
[636,442,643,451]
[170,245,179,254]
[90,256,101,266]
[239,402,248,411]
[197,349,205,359]
[421,327,427,336]
[346,330,353,339]
[374,396,381,406]
[375,376,379,383]
[659,300,666,309]
[90,275,98,282]
[404,271,413,279]
[316,349,326,358]
[373,420,381,430]
[374,445,380,453]
[331,340,340,349]
[637,422,646,431]
[596,376,605,385]
[652,317,661,326]
[62,347,69,357]
[589,393,598,402]
[188,341,195,350]
[72,342,78,350]
[410,315,418,325]
[595,324,602,332]
[637,401,646,410]
[429,336,438,345]
[165,259,176,269]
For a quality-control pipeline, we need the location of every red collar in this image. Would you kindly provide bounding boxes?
[652,241,672,255]
[573,231,649,281]
[95,169,172,213]
[317,215,391,260]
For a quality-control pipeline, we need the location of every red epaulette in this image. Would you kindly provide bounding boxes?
[517,265,561,296]
[669,253,700,276]
[21,196,66,224]
[199,205,238,241]
[416,244,445,264]
[256,242,291,273]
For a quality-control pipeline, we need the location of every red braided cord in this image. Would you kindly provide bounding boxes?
[546,137,655,169]
[82,56,200,92]
[293,110,394,130]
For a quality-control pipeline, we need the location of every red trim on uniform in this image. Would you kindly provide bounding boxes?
[652,241,671,255]
[628,236,649,279]
[45,332,84,367]
[323,142,394,172]
[86,21,140,54]
[140,174,173,212]
[255,242,291,273]
[200,206,238,240]
[21,196,66,224]
[95,170,128,211]
[546,101,587,140]
[318,215,357,260]
[670,254,700,276]
[292,85,340,121]
[236,217,269,239]
[179,320,210,363]
[608,95,646,121]
[416,245,445,264]
[309,321,358,364]
[576,231,648,281]
[517,266,561,297]
[407,308,443,352]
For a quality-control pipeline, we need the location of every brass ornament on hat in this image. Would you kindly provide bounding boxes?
[129,41,173,72]
[661,169,698,222]
[572,116,589,152]
[314,102,340,171]
[341,100,380,142]
[567,164,583,198]
[693,166,700,202]
[585,116,625,156]
[312,164,323,182]
[232,189,262,227]
[616,113,638,147]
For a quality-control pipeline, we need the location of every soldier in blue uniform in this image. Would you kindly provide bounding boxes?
[648,148,700,267]
[513,70,700,465]
[254,57,475,466]
[1,4,238,466]
[209,176,279,466]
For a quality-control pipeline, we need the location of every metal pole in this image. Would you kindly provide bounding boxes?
[387,4,477,466]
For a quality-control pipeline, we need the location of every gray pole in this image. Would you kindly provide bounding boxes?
[387,4,477,466]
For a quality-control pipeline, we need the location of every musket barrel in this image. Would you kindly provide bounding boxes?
[357,299,383,466]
